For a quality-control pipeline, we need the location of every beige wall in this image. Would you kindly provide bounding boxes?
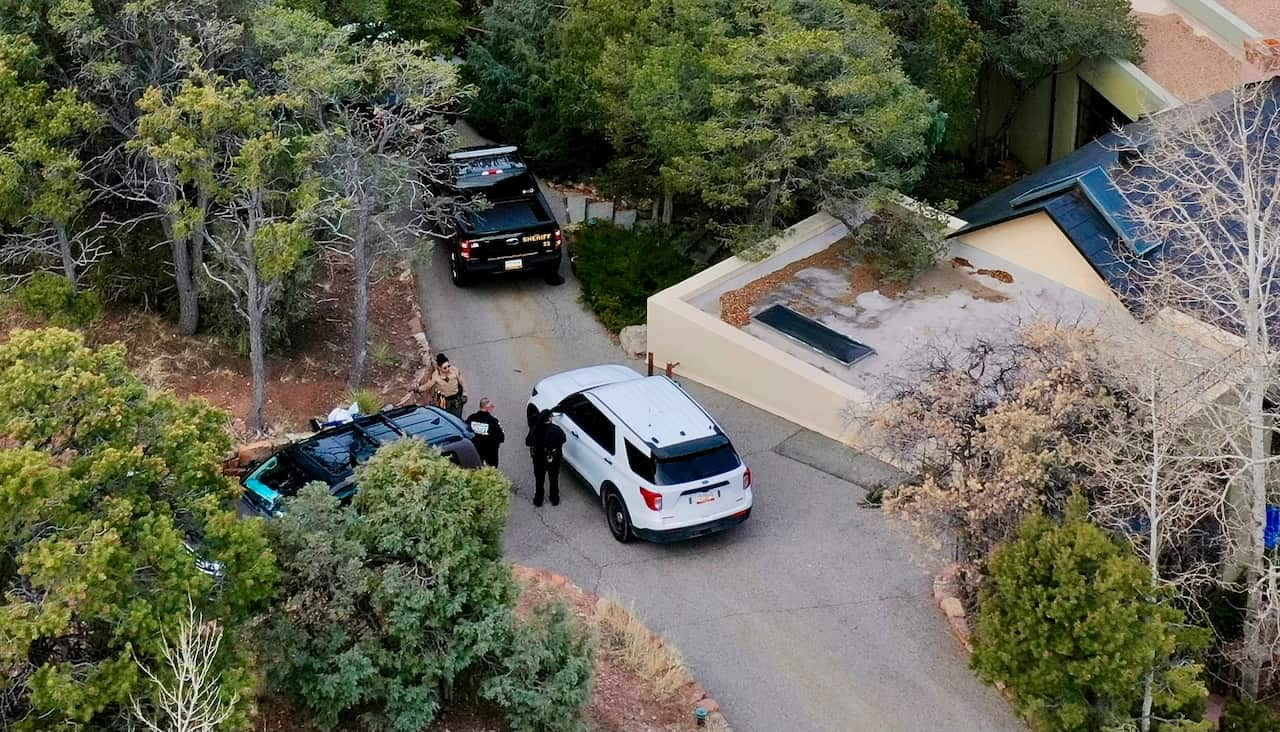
[647,214,875,449]
[957,212,1126,308]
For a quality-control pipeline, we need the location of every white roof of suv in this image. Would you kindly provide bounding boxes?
[534,365,720,449]
[590,375,718,449]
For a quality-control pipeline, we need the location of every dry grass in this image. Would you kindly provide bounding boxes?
[592,594,693,697]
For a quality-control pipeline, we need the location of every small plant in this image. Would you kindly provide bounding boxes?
[349,388,383,416]
[847,203,950,284]
[1221,698,1280,732]
[482,602,595,732]
[972,494,1210,732]
[574,222,698,333]
[369,337,397,367]
[14,272,102,326]
[592,594,690,696]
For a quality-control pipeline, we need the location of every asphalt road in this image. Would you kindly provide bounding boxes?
[413,239,1022,730]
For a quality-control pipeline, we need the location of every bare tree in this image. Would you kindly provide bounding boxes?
[255,13,464,387]
[0,211,112,287]
[1118,80,1280,698]
[203,130,318,435]
[131,602,238,732]
[56,0,251,333]
[129,67,313,435]
[1082,357,1231,730]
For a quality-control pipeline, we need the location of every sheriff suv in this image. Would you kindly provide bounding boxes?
[442,145,563,286]
[240,405,481,518]
[527,365,752,543]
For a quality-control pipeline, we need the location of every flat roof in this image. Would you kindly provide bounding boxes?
[1218,0,1280,37]
[1136,12,1242,102]
[694,235,1129,403]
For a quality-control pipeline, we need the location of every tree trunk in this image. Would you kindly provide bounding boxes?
[661,186,674,225]
[168,217,201,336]
[350,227,371,389]
[247,281,268,436]
[1240,380,1270,699]
[1239,291,1271,699]
[1140,375,1161,732]
[56,224,77,286]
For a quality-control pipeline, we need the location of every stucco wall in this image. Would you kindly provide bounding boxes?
[956,212,1126,307]
[647,214,874,448]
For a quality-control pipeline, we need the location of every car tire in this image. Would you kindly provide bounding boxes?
[541,260,564,286]
[603,487,634,543]
[449,252,469,287]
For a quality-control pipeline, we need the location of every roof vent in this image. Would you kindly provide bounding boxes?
[1244,38,1280,82]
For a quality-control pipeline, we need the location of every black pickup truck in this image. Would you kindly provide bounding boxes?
[443,145,562,286]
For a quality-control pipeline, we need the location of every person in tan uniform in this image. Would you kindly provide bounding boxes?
[429,353,466,417]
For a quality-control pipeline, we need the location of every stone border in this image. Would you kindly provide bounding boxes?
[932,563,973,652]
[512,564,733,731]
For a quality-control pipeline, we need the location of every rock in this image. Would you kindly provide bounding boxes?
[586,199,614,223]
[566,194,588,224]
[948,615,972,649]
[940,597,965,618]
[614,208,638,229]
[236,440,276,467]
[619,325,648,358]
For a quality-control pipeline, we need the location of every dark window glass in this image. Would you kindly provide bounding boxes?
[572,401,615,454]
[626,441,656,482]
[655,444,741,485]
[251,454,309,500]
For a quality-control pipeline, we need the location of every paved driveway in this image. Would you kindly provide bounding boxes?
[413,245,1021,731]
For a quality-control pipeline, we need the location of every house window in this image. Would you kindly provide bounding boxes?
[1076,81,1128,150]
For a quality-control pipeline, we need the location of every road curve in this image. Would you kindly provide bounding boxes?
[412,241,1022,731]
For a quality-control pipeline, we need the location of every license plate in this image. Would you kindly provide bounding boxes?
[695,493,717,505]
[504,259,523,271]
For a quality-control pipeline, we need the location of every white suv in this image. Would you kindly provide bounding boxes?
[527,365,752,543]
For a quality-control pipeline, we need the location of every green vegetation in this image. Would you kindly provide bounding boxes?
[972,495,1209,732]
[260,439,594,731]
[0,328,276,729]
[847,204,950,284]
[470,0,940,246]
[349,387,383,414]
[1221,699,1280,732]
[14,271,102,326]
[574,222,699,332]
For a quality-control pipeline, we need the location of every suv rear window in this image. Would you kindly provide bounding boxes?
[655,444,741,485]
[626,441,656,482]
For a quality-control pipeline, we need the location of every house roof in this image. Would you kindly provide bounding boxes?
[954,134,1142,299]
[954,78,1280,308]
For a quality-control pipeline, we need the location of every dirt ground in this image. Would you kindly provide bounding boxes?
[253,566,717,732]
[1,256,424,441]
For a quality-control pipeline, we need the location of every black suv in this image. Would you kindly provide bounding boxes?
[442,145,562,286]
[239,405,481,517]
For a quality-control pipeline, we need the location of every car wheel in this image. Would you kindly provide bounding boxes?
[542,260,564,286]
[604,488,634,543]
[449,252,469,287]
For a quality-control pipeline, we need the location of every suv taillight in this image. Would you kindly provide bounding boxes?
[459,240,473,260]
[553,229,563,249]
[640,486,662,511]
[744,467,752,490]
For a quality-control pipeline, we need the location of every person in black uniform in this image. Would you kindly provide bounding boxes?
[525,408,566,507]
[465,398,505,467]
